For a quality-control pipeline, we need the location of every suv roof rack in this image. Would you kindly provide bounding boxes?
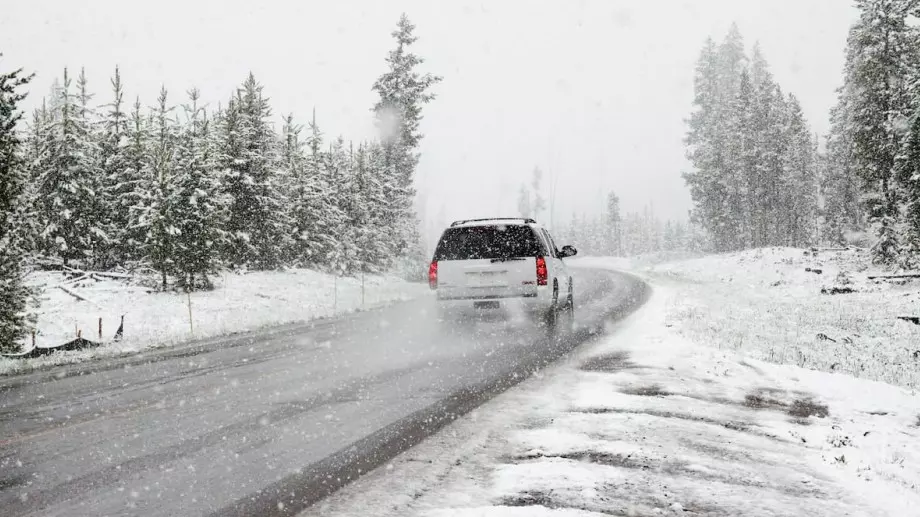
[450,217,537,227]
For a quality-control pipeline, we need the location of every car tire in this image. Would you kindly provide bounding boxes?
[560,284,575,336]
[544,281,561,331]
[545,281,574,342]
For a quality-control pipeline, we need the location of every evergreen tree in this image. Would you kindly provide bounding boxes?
[172,89,227,288]
[135,86,179,289]
[325,136,358,274]
[37,68,101,266]
[0,56,34,352]
[372,14,442,259]
[99,67,132,267]
[352,141,389,272]
[214,96,244,266]
[21,100,52,255]
[901,90,920,261]
[517,184,531,218]
[280,113,309,266]
[224,74,290,269]
[685,27,822,253]
[531,167,546,221]
[783,96,820,247]
[293,111,342,268]
[123,96,150,262]
[749,43,782,247]
[725,68,755,249]
[605,191,622,255]
[823,85,864,244]
[840,0,918,263]
[75,68,108,268]
[684,37,730,250]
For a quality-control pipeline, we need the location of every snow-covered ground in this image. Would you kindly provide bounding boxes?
[645,247,920,390]
[0,269,427,375]
[304,252,920,516]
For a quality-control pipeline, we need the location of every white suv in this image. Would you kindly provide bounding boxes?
[429,218,577,331]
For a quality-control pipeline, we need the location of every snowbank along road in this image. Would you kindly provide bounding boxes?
[0,265,648,517]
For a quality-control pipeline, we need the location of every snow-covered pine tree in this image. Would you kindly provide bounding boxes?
[823,84,864,245]
[749,43,780,248]
[20,100,52,255]
[686,27,823,253]
[372,14,442,262]
[225,74,291,270]
[724,68,756,249]
[840,0,918,263]
[172,89,227,288]
[684,37,731,251]
[782,95,819,247]
[901,89,920,262]
[605,191,622,255]
[98,67,133,268]
[74,68,109,268]
[122,97,150,263]
[324,136,358,275]
[135,86,180,289]
[765,85,793,246]
[37,68,102,267]
[717,27,749,251]
[214,95,244,266]
[286,110,341,269]
[531,167,546,221]
[517,184,531,218]
[343,141,386,273]
[662,221,676,252]
[0,56,34,352]
[279,113,306,266]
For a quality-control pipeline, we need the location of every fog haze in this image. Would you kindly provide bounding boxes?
[2,0,858,243]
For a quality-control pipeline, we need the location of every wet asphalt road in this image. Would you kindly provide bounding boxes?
[0,267,648,517]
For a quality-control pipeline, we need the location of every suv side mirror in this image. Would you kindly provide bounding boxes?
[560,245,577,258]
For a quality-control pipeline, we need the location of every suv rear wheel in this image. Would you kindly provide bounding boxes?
[544,281,574,342]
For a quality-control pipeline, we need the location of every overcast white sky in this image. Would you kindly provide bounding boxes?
[3,0,858,243]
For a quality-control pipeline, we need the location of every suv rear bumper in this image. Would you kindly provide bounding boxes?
[436,284,541,301]
[436,286,553,314]
[437,292,537,301]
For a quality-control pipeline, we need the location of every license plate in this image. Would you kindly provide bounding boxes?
[467,272,504,287]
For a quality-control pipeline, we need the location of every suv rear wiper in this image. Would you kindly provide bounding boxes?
[490,257,526,263]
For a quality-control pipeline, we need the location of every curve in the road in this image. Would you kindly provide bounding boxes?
[0,267,649,517]
[214,269,650,517]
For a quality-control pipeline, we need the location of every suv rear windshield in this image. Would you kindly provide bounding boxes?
[434,225,546,261]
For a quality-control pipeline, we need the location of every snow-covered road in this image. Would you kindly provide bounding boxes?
[306,267,920,517]
[0,267,648,517]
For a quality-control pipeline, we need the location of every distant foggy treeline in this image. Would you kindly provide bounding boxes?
[515,171,704,257]
[687,2,920,267]
[556,194,706,258]
[0,15,440,351]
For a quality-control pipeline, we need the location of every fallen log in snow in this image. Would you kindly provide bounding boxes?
[867,273,920,280]
[57,285,104,310]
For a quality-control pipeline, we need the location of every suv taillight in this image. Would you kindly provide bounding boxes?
[429,260,438,289]
[536,256,548,286]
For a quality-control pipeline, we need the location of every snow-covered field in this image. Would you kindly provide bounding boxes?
[0,269,428,375]
[305,252,920,516]
[645,247,920,390]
